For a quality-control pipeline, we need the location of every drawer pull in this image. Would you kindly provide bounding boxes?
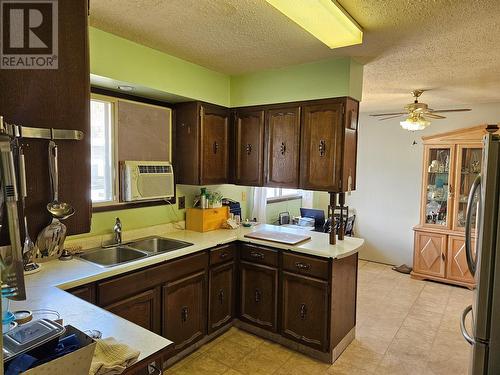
[299,303,307,320]
[218,289,224,305]
[295,262,311,271]
[181,306,188,322]
[219,252,227,259]
[250,251,264,260]
[254,288,261,303]
[147,364,162,375]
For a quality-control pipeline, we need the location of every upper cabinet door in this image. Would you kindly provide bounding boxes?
[420,145,456,230]
[300,103,344,191]
[265,107,301,188]
[201,104,229,185]
[234,110,265,186]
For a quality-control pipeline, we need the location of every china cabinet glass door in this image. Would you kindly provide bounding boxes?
[453,144,482,231]
[422,146,454,228]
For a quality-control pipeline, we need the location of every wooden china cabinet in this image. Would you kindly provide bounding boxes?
[412,125,498,288]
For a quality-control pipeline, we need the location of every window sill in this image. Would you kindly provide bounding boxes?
[92,197,176,212]
[266,195,303,204]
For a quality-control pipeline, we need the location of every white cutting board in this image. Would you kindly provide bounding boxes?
[244,230,311,245]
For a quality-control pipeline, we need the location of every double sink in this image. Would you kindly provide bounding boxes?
[79,236,193,267]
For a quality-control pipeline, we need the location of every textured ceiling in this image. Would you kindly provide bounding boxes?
[89,0,500,112]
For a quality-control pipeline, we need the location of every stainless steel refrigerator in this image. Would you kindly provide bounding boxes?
[461,129,500,374]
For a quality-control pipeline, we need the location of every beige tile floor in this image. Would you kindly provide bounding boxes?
[165,260,473,375]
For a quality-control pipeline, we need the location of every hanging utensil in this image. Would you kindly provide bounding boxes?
[35,142,68,258]
[18,148,39,272]
[46,141,74,220]
[0,133,26,300]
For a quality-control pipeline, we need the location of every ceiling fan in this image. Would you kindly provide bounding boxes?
[370,90,471,131]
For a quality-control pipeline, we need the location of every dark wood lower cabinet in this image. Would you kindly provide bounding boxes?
[73,244,357,367]
[239,261,278,332]
[208,261,235,333]
[162,271,207,353]
[281,272,329,351]
[105,288,161,335]
[68,284,96,304]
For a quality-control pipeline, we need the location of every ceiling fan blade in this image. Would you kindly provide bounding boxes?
[370,112,407,117]
[430,109,471,113]
[424,113,446,119]
[378,114,405,121]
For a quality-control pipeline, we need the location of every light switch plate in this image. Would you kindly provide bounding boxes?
[241,191,247,202]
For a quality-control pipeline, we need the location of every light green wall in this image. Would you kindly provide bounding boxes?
[71,184,250,239]
[89,27,231,107]
[230,57,361,107]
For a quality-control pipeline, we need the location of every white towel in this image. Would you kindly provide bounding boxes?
[89,337,140,375]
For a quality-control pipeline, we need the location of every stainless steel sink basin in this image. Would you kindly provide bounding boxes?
[79,246,148,267]
[128,236,193,254]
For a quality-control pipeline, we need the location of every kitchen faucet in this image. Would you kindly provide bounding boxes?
[113,217,122,245]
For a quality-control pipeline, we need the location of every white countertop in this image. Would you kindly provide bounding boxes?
[10,224,364,363]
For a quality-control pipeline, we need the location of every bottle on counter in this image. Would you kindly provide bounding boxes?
[200,187,208,209]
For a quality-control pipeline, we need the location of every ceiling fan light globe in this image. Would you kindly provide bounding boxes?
[400,117,430,131]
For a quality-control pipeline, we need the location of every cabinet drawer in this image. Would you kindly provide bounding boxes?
[210,243,236,266]
[97,252,207,306]
[283,252,329,280]
[240,243,278,267]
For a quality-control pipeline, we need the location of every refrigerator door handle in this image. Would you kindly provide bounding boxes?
[465,174,481,276]
[461,305,475,345]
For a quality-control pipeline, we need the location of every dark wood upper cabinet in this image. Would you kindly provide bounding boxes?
[174,102,229,185]
[265,107,301,188]
[234,109,265,186]
[239,260,278,332]
[300,98,358,192]
[0,0,90,237]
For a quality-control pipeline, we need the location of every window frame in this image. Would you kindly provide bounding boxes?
[90,89,177,212]
[266,188,303,204]
[90,93,119,207]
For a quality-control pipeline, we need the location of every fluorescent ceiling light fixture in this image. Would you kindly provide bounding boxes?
[265,0,363,49]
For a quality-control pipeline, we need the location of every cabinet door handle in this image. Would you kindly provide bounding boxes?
[181,306,188,322]
[213,141,219,154]
[318,140,326,157]
[218,289,225,305]
[295,262,311,271]
[245,143,252,155]
[254,288,261,303]
[299,303,307,320]
[441,253,445,261]
[249,251,264,260]
[280,142,286,155]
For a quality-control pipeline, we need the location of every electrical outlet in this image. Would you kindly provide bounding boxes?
[241,191,247,202]
[178,196,185,209]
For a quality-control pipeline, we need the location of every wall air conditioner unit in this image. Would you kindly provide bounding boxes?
[122,161,174,202]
